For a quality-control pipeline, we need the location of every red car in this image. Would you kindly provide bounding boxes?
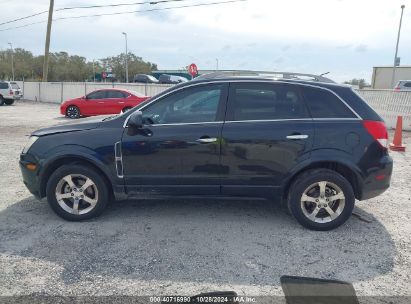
[60,88,150,119]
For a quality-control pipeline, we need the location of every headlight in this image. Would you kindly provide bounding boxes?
[22,136,39,154]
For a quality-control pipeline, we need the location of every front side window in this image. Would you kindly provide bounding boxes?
[87,90,107,100]
[302,87,356,118]
[404,82,411,88]
[229,83,309,121]
[141,84,223,124]
[11,83,20,90]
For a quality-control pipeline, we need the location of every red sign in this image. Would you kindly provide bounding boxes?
[188,63,198,77]
[102,72,107,79]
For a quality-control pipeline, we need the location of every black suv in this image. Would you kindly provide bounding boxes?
[20,76,393,230]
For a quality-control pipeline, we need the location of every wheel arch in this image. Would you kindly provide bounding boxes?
[282,160,363,203]
[65,104,81,116]
[39,155,115,200]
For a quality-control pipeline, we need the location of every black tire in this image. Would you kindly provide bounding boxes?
[4,99,14,105]
[0,96,4,106]
[287,168,355,231]
[66,105,81,119]
[46,164,110,221]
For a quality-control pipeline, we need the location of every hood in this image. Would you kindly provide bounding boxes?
[32,116,109,136]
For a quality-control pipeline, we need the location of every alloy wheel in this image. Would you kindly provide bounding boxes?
[300,181,346,223]
[55,174,98,215]
[67,106,80,118]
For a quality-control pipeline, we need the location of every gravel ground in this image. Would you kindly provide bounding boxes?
[0,101,410,300]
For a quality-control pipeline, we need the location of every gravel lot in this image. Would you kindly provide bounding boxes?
[0,101,410,300]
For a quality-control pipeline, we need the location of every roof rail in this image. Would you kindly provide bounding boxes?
[194,71,335,83]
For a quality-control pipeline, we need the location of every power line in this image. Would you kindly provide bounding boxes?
[0,0,194,26]
[55,0,247,21]
[0,10,48,26]
[0,0,247,32]
[57,0,191,11]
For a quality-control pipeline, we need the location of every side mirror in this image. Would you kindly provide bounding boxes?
[128,110,143,129]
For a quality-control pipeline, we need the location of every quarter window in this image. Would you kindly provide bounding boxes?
[0,82,8,89]
[229,83,309,121]
[141,84,223,124]
[302,87,356,118]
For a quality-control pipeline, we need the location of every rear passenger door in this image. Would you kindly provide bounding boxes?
[220,82,314,197]
[105,90,128,114]
[83,90,108,115]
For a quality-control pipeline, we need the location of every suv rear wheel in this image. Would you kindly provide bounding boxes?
[287,169,355,231]
[46,164,109,221]
[0,96,4,106]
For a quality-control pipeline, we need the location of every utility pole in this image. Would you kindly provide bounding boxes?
[391,4,405,88]
[8,42,14,81]
[122,32,129,83]
[92,60,96,82]
[42,0,54,82]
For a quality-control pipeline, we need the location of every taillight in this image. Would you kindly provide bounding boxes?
[363,120,388,149]
[9,90,13,95]
[394,87,400,92]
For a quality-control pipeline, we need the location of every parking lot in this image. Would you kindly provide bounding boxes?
[0,101,410,299]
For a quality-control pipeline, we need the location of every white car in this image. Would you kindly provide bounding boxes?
[0,81,23,105]
[394,80,411,92]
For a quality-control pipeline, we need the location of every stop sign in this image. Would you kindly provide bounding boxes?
[188,63,198,77]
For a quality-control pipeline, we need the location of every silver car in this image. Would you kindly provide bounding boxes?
[394,80,411,91]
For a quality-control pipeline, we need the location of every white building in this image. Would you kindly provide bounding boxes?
[371,66,411,89]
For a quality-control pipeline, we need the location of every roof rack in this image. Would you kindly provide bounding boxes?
[194,71,335,83]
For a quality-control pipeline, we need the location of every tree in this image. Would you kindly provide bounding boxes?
[0,48,158,82]
[343,78,369,89]
[100,52,157,82]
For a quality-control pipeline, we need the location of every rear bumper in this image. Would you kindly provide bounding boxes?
[359,155,393,200]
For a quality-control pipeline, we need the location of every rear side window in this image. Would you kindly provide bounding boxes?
[11,83,20,89]
[107,90,126,98]
[404,82,411,88]
[87,90,107,99]
[229,83,309,121]
[0,82,8,89]
[302,87,356,118]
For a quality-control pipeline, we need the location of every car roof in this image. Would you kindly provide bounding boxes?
[90,88,146,96]
[188,76,351,90]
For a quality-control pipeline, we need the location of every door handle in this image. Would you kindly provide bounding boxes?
[286,134,309,140]
[196,137,218,143]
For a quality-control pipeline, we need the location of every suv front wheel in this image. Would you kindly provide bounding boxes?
[46,164,109,221]
[287,169,355,231]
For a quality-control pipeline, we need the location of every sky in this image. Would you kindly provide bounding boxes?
[0,0,410,83]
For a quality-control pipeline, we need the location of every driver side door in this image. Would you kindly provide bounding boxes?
[121,83,228,196]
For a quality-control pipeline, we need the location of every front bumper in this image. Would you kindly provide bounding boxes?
[19,158,41,199]
[359,155,393,200]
